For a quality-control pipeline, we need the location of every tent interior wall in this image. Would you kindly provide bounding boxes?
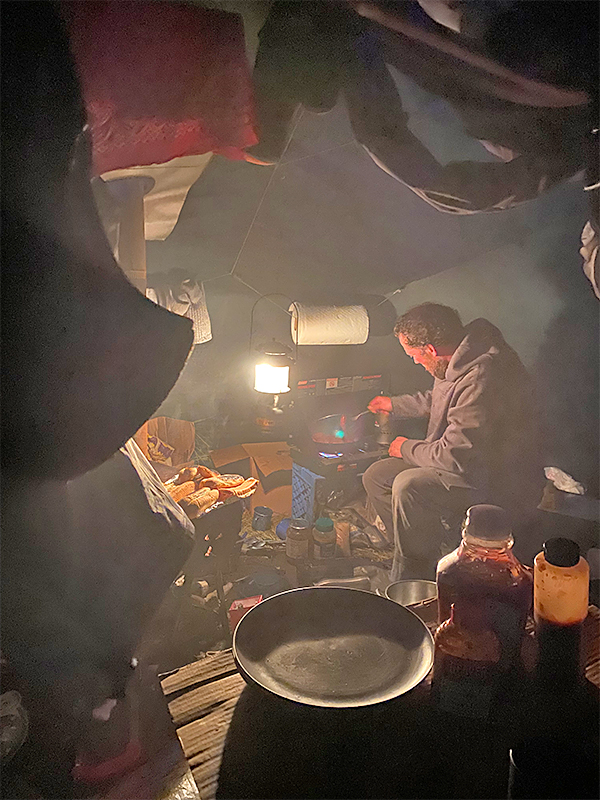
[148,78,597,491]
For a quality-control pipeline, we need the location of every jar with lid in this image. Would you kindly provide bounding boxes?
[432,601,502,719]
[534,538,589,693]
[436,505,532,672]
[285,518,312,564]
[313,517,336,559]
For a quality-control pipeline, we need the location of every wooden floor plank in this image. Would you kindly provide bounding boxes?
[177,699,239,760]
[168,673,245,727]
[161,651,237,696]
[192,756,223,790]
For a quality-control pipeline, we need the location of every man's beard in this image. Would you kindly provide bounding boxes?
[432,359,448,379]
[422,354,448,379]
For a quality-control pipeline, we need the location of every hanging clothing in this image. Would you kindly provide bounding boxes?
[343,29,590,214]
[245,0,358,163]
[581,220,599,300]
[147,270,213,346]
[61,1,258,174]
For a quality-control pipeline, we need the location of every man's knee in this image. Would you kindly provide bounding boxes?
[391,467,426,502]
[362,459,391,495]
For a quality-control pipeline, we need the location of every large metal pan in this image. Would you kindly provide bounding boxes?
[233,587,434,707]
[310,411,371,445]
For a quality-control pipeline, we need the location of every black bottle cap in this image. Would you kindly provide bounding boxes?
[543,538,580,567]
[463,504,511,540]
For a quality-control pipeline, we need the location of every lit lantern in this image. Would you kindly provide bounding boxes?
[254,340,292,394]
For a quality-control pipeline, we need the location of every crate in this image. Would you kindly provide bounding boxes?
[292,463,325,525]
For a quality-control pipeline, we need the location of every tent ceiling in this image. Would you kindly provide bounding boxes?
[148,98,525,300]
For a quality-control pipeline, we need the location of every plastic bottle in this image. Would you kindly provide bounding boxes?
[432,602,502,719]
[313,517,337,559]
[286,518,312,564]
[533,538,589,692]
[436,505,532,672]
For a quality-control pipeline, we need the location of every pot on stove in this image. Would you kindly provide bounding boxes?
[310,411,371,445]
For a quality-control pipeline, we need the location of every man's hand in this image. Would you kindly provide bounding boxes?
[368,396,393,414]
[388,436,408,458]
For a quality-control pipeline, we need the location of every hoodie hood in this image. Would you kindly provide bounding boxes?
[446,318,508,381]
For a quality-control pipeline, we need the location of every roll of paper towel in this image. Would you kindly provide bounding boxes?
[290,303,369,345]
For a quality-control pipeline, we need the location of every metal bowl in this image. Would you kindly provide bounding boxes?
[384,580,437,606]
[233,587,434,708]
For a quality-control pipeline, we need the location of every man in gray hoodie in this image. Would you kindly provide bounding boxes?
[364,303,543,580]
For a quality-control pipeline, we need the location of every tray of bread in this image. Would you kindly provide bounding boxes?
[164,465,259,519]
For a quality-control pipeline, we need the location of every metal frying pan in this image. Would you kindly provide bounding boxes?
[310,410,371,445]
[233,587,434,707]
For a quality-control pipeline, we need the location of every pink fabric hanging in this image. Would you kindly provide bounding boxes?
[62,1,258,174]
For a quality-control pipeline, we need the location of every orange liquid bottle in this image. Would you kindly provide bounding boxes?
[534,537,589,693]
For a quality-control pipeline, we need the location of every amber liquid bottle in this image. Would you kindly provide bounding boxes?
[436,505,533,673]
[433,601,502,719]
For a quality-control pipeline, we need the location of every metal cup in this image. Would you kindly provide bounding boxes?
[384,580,437,606]
[252,506,273,532]
[374,411,395,446]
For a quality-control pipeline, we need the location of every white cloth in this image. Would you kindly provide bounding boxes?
[147,273,212,345]
[102,153,213,240]
[417,0,461,33]
[580,220,599,300]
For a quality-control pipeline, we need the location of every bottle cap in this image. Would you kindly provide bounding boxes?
[289,518,311,531]
[463,504,511,540]
[543,538,580,567]
[315,517,334,532]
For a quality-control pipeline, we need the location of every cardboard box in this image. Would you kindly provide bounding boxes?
[210,442,292,515]
[228,595,263,632]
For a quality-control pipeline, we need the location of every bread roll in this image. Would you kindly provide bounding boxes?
[180,487,219,518]
[168,481,196,503]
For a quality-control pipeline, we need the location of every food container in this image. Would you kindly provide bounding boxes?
[228,595,263,633]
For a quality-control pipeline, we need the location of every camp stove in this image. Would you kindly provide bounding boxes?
[291,437,388,479]
[288,372,390,516]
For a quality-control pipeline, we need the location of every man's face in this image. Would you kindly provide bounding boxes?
[398,334,448,379]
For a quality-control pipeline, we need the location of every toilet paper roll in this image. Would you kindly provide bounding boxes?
[290,303,369,345]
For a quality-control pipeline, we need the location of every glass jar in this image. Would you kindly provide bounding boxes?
[285,518,312,564]
[436,505,532,672]
[313,517,336,559]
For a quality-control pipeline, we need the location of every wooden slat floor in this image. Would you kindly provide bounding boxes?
[161,651,242,800]
[162,606,600,800]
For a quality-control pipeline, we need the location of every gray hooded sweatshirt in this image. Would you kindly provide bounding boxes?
[392,319,543,510]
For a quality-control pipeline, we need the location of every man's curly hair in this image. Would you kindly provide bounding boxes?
[394,303,464,349]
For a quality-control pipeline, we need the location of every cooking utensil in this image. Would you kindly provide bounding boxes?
[384,580,438,606]
[233,587,434,707]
